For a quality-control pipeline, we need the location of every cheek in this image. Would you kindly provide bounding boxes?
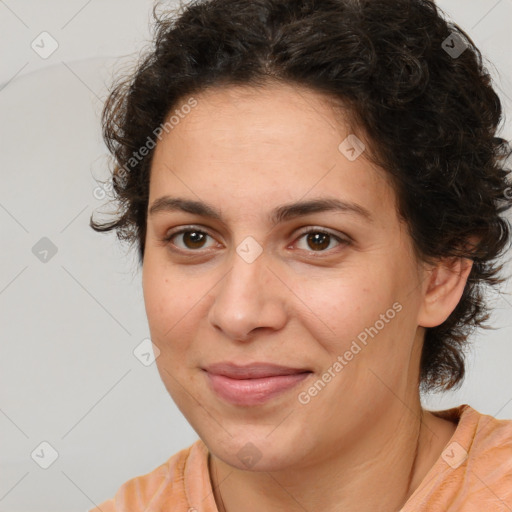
[145,283,195,340]
[142,265,203,400]
[142,259,193,343]
[293,270,395,355]
[142,259,217,365]
[143,270,168,335]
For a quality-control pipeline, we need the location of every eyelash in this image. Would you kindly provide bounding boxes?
[161,225,351,255]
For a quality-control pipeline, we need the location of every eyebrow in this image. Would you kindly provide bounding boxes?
[148,196,373,225]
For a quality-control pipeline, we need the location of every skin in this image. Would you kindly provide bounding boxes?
[142,82,473,512]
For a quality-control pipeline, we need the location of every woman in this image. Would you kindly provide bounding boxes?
[90,0,512,510]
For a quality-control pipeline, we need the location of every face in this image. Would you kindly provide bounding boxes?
[142,82,430,471]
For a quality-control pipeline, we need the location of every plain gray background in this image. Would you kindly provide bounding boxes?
[1,1,511,510]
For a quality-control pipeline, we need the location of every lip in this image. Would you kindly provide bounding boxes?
[203,362,312,406]
[204,362,311,379]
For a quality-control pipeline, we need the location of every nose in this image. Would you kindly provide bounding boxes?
[207,247,287,342]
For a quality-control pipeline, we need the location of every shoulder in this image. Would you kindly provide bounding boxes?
[88,439,211,512]
[403,405,512,511]
[464,405,512,484]
[452,404,512,468]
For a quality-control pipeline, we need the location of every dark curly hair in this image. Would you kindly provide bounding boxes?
[91,0,512,393]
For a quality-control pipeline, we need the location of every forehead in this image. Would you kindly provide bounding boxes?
[148,83,396,223]
[172,82,352,151]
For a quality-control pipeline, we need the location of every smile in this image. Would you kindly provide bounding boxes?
[202,363,312,406]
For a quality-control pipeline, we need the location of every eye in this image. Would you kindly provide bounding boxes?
[162,226,350,255]
[163,227,218,251]
[293,228,349,253]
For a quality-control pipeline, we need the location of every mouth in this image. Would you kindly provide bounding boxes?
[202,362,313,406]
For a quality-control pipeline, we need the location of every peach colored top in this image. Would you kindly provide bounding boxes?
[90,405,512,511]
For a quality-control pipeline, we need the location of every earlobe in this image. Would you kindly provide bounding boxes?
[417,257,474,328]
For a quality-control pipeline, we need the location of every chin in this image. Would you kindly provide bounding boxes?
[200,423,309,472]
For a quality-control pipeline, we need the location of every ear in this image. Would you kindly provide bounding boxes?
[417,257,474,328]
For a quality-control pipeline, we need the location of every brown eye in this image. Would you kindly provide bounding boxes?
[306,232,331,251]
[181,231,208,249]
[294,229,349,253]
[164,229,216,251]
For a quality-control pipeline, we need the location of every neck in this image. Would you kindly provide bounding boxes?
[209,399,456,512]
